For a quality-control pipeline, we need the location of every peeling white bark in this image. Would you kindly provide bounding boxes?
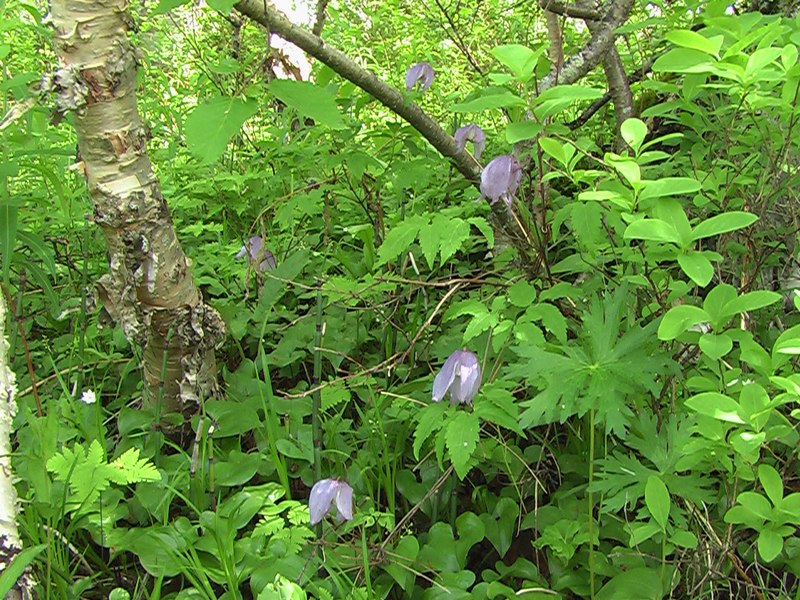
[0,295,34,599]
[48,0,225,410]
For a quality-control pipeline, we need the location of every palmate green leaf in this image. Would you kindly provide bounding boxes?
[185,96,259,164]
[445,411,480,479]
[269,80,347,129]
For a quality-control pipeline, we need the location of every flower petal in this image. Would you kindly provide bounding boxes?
[432,352,459,402]
[405,62,434,92]
[334,482,353,521]
[309,478,338,525]
[480,155,522,208]
[454,124,486,161]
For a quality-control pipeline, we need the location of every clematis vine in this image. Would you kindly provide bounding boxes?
[480,155,522,210]
[236,236,277,272]
[405,62,435,92]
[308,478,354,525]
[432,349,481,406]
[454,124,486,161]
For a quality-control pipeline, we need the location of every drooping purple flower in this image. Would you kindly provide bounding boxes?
[454,124,486,161]
[480,155,522,210]
[405,62,435,92]
[432,349,482,406]
[309,479,354,525]
[236,236,277,272]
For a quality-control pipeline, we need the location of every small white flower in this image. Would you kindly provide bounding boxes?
[80,390,97,405]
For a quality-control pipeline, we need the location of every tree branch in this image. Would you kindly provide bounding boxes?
[538,0,635,93]
[567,56,654,130]
[539,0,601,20]
[577,0,634,147]
[312,0,330,37]
[234,0,481,185]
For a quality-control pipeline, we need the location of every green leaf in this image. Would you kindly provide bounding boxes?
[207,0,237,13]
[652,48,716,73]
[418,219,438,269]
[110,448,161,484]
[0,201,19,284]
[539,137,567,167]
[758,464,784,507]
[657,304,709,340]
[507,280,536,307]
[383,536,419,591]
[445,412,480,480]
[722,290,781,317]
[758,528,784,562]
[698,332,733,361]
[623,218,682,245]
[595,567,663,600]
[321,381,350,410]
[639,177,702,200]
[505,121,543,143]
[185,96,259,164]
[685,392,745,424]
[691,211,758,240]
[491,44,540,81]
[377,216,424,265]
[620,118,648,154]
[269,80,346,129]
[666,30,723,56]
[678,251,714,286]
[451,91,527,112]
[532,85,604,119]
[152,0,190,14]
[437,216,471,264]
[0,544,46,599]
[413,402,447,460]
[645,475,671,530]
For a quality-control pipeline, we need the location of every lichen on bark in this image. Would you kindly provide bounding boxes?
[48,0,224,410]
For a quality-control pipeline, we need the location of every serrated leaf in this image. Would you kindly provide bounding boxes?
[269,79,346,129]
[413,402,447,460]
[437,216,470,264]
[445,412,480,479]
[468,217,494,248]
[185,96,259,164]
[418,219,438,269]
[110,448,161,485]
[377,216,424,265]
[321,381,350,410]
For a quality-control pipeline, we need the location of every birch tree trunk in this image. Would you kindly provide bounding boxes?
[0,294,34,599]
[48,0,225,410]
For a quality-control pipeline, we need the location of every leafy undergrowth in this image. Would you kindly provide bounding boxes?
[3,1,800,599]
